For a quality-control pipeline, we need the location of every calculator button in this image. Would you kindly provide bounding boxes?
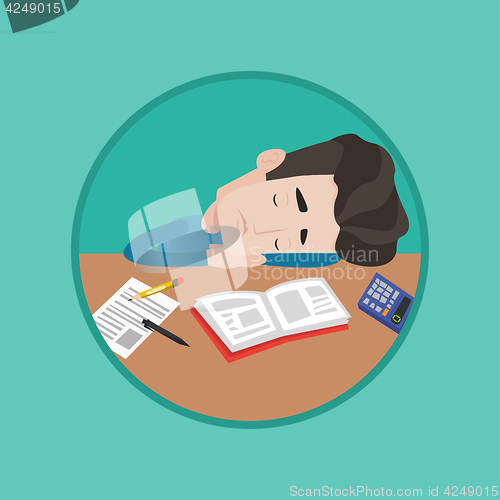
[393,290,400,299]
[370,303,375,309]
[372,283,378,290]
[368,288,373,296]
[382,308,389,316]
[390,300,394,305]
[375,306,382,313]
[380,297,387,304]
[377,287,384,293]
[380,281,387,288]
[372,293,380,300]
[363,298,370,305]
[383,291,391,298]
[375,278,380,284]
[387,286,393,293]
[387,304,392,309]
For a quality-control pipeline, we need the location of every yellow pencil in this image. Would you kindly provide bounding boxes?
[128,278,184,301]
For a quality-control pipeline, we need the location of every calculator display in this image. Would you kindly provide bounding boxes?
[391,296,412,325]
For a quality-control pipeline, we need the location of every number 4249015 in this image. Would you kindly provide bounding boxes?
[444,486,498,497]
[5,3,62,14]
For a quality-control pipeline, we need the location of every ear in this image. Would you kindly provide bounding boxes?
[256,149,286,174]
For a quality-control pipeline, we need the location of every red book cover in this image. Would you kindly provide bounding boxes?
[191,307,349,363]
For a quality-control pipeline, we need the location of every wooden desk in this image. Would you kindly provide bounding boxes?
[80,254,420,421]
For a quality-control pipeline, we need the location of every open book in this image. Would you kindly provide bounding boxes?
[191,278,350,362]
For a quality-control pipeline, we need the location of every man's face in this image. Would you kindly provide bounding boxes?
[215,175,340,258]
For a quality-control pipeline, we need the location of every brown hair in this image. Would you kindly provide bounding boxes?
[266,134,409,266]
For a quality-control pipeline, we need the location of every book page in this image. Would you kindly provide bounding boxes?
[196,292,276,346]
[266,278,350,332]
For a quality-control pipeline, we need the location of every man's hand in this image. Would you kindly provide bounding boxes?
[206,244,267,269]
[201,149,286,235]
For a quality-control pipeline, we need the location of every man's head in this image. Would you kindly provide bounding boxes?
[207,134,409,266]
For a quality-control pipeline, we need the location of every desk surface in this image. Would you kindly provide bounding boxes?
[80,254,420,421]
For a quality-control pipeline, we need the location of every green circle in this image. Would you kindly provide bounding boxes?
[72,71,429,428]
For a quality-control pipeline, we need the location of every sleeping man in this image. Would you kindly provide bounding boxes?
[124,134,408,271]
[202,134,409,268]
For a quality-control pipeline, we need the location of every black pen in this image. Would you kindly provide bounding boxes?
[142,319,189,347]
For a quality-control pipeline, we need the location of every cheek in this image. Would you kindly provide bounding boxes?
[222,190,251,214]
[242,234,274,254]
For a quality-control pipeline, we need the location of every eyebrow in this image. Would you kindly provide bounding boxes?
[296,188,308,213]
[300,229,308,245]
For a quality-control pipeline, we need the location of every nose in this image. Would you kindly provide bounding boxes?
[252,222,288,235]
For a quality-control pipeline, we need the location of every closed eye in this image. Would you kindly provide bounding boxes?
[273,193,278,207]
[296,188,308,212]
[300,229,308,245]
[274,238,279,251]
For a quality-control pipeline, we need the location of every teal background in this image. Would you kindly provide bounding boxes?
[1,1,498,499]
[78,77,421,254]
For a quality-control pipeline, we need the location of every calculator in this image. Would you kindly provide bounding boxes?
[358,273,414,334]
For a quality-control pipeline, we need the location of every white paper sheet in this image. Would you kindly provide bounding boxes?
[92,277,179,359]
